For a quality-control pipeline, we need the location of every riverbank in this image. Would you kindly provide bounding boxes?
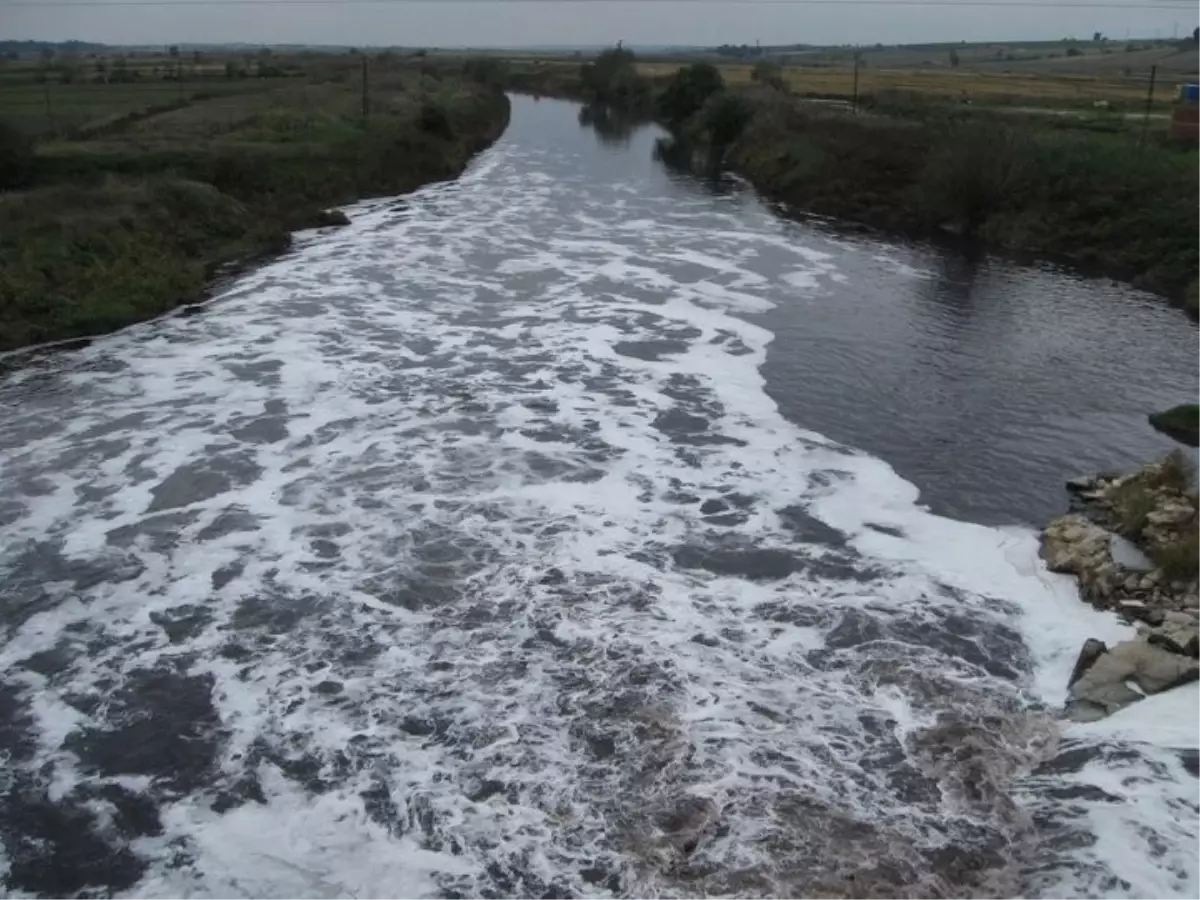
[714,88,1198,311]
[1042,453,1198,721]
[0,73,510,351]
[506,59,1198,314]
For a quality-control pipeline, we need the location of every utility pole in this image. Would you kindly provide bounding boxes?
[361,54,369,120]
[1139,64,1157,151]
[851,47,860,115]
[42,71,55,135]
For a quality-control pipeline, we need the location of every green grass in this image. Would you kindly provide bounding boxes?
[0,177,289,349]
[0,79,272,138]
[1,68,510,350]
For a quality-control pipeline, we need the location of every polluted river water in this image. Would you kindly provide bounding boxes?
[0,95,1197,898]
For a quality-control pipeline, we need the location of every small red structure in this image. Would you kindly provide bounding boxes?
[1169,83,1199,143]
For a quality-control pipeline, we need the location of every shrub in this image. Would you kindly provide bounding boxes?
[1112,482,1158,535]
[657,62,724,126]
[701,91,755,152]
[1152,521,1199,580]
[751,60,786,90]
[914,122,1033,233]
[1146,449,1193,493]
[419,101,454,139]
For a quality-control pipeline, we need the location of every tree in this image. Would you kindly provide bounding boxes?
[948,48,960,67]
[701,91,754,151]
[656,62,724,125]
[751,59,785,90]
[1093,31,1104,41]
[1193,26,1198,43]
[579,46,649,108]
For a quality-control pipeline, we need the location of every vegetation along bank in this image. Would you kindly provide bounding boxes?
[0,58,510,351]
[506,51,1199,317]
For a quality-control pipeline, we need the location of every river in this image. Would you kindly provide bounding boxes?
[0,94,1196,899]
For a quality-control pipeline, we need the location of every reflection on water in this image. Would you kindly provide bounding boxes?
[578,102,648,147]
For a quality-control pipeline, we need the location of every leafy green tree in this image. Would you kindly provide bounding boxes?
[657,62,724,126]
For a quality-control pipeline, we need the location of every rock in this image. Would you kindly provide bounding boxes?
[1145,619,1200,656]
[1148,403,1200,448]
[308,208,351,228]
[1067,638,1108,688]
[1066,476,1096,493]
[1147,501,1196,527]
[1041,515,1109,574]
[1068,638,1199,720]
[1164,610,1198,627]
[1116,599,1160,625]
[1109,534,1154,573]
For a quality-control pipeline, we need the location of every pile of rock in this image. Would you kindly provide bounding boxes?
[1041,458,1199,722]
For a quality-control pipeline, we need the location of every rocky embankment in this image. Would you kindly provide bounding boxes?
[1041,454,1199,722]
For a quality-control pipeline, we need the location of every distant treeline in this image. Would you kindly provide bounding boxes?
[0,40,109,59]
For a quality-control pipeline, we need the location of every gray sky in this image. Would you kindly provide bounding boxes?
[4,0,1195,48]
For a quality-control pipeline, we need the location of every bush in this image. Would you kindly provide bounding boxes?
[1146,449,1193,493]
[419,101,454,139]
[1151,521,1199,580]
[1112,482,1159,535]
[657,62,725,126]
[914,122,1033,233]
[701,91,755,152]
[0,119,33,190]
[751,60,786,90]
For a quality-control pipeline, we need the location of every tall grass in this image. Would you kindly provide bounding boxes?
[2,71,511,349]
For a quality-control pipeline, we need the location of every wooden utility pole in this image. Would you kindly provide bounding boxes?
[1139,64,1157,151]
[361,55,369,120]
[851,48,860,115]
[42,74,55,135]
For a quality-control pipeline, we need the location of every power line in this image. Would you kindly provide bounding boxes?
[1,0,1195,7]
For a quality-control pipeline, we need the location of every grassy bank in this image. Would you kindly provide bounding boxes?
[663,78,1198,305]
[1,67,510,351]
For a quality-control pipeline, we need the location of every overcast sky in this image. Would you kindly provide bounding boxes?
[4,0,1194,48]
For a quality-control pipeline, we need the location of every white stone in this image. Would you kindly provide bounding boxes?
[1109,534,1154,573]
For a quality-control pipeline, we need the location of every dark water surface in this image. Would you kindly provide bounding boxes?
[756,228,1198,526]
[0,95,1195,899]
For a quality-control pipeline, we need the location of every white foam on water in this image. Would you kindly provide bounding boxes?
[0,98,1194,899]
